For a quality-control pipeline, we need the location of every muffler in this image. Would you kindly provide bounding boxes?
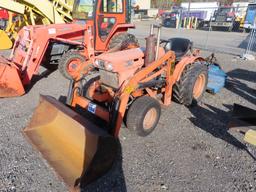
[23,95,118,190]
[0,59,25,97]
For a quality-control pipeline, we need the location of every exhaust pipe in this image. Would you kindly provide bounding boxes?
[144,24,162,67]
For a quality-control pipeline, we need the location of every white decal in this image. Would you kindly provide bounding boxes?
[48,28,56,35]
[88,103,97,114]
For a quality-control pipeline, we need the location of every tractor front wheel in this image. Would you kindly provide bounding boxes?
[126,96,161,137]
[173,62,208,106]
[58,50,87,80]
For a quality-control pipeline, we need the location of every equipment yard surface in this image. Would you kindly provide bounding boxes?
[0,21,256,192]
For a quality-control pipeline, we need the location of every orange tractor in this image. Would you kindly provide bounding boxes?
[0,0,137,97]
[24,24,209,190]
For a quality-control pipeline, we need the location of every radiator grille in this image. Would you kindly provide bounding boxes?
[99,69,119,89]
[216,15,226,22]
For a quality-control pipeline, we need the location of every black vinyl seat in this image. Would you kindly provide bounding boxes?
[162,38,193,59]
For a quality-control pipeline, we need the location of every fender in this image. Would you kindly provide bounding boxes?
[105,23,136,49]
[172,56,206,83]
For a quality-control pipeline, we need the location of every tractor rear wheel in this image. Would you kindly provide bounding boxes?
[58,50,87,80]
[126,96,161,137]
[108,33,139,50]
[173,62,208,106]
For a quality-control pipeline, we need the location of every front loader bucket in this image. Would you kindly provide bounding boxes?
[228,104,256,130]
[0,61,25,97]
[229,104,256,146]
[0,30,12,50]
[23,95,118,190]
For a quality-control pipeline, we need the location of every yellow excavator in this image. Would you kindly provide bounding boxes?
[0,0,74,50]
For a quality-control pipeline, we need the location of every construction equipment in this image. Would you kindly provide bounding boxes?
[0,9,8,30]
[0,0,74,49]
[229,104,256,146]
[0,0,136,97]
[210,6,237,31]
[24,24,209,190]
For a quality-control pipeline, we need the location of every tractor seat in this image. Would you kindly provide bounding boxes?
[162,38,193,59]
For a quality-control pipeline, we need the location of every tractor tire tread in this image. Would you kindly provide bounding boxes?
[173,61,208,106]
[108,32,139,50]
[58,50,85,80]
[126,96,161,137]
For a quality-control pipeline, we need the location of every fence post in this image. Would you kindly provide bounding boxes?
[176,17,180,29]
[243,28,256,60]
[188,17,191,29]
[184,17,187,28]
[194,17,198,29]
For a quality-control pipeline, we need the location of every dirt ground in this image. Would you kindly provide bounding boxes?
[0,21,256,192]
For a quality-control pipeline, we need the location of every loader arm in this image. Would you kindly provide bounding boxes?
[70,50,176,137]
[0,23,85,97]
[11,23,85,85]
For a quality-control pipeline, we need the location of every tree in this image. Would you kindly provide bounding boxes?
[218,0,234,6]
[151,0,179,9]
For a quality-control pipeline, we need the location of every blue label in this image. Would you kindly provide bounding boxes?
[88,103,97,114]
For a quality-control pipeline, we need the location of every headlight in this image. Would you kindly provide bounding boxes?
[227,18,232,21]
[106,63,113,71]
[94,59,105,68]
[211,17,216,21]
[94,59,113,71]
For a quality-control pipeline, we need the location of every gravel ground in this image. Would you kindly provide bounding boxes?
[0,21,256,192]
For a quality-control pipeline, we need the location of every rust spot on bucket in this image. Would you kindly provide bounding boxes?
[0,82,22,97]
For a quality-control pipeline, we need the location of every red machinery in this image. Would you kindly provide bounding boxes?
[0,9,9,20]
[0,9,8,29]
[0,0,136,97]
[24,25,209,190]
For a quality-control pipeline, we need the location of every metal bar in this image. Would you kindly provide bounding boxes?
[73,95,110,123]
[155,27,161,60]
[0,0,25,14]
[140,67,166,83]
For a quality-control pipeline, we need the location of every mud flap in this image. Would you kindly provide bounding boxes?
[0,30,12,50]
[23,95,118,190]
[0,61,25,97]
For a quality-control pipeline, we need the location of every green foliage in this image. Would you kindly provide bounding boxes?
[151,0,179,9]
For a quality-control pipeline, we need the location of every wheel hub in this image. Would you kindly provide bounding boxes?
[66,58,83,79]
[143,108,157,130]
[193,73,206,99]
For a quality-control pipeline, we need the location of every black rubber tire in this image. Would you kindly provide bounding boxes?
[58,50,85,80]
[173,62,208,106]
[81,73,100,99]
[108,32,139,50]
[245,28,251,33]
[126,96,161,137]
